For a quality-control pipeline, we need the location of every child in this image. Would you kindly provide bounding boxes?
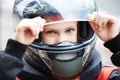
[0,0,120,80]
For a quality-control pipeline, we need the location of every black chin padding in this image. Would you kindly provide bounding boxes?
[78,21,94,40]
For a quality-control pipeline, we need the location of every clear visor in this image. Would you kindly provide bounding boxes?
[44,0,97,23]
[14,0,97,24]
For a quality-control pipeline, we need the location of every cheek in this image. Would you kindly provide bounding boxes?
[69,34,77,42]
[42,36,56,44]
[67,30,77,42]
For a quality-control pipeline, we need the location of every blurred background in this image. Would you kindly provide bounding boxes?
[0,0,120,65]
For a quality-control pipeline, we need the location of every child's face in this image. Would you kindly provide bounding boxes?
[42,21,78,44]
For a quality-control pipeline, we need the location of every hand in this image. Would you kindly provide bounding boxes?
[88,12,119,42]
[15,17,46,45]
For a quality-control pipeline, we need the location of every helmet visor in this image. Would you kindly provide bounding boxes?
[14,0,97,24]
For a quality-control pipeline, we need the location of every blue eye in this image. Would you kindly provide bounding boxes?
[66,29,74,33]
[47,31,56,35]
[67,29,73,32]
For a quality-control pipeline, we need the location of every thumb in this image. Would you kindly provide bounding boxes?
[88,14,98,32]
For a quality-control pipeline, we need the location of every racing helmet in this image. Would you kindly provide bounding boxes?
[13,0,98,78]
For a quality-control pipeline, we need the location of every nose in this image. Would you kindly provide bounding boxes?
[57,34,67,43]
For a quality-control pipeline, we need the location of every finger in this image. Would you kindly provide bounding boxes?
[30,21,40,39]
[33,17,46,31]
[95,14,104,31]
[90,13,105,32]
[88,13,98,32]
[39,19,46,31]
[25,23,38,38]
[31,17,46,39]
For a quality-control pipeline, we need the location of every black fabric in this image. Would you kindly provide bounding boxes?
[0,52,23,80]
[17,71,54,80]
[0,39,27,80]
[104,33,120,66]
[5,39,27,59]
[111,52,120,66]
[104,33,120,53]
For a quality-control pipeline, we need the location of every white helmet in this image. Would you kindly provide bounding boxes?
[13,0,97,78]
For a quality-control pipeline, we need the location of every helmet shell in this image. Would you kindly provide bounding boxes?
[13,0,97,78]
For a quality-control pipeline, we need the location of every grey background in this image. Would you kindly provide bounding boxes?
[0,0,120,65]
